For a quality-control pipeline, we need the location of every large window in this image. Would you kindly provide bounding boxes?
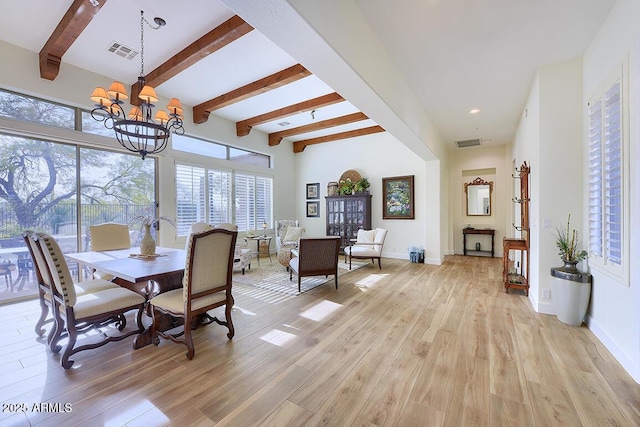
[175,163,272,234]
[0,89,157,304]
[587,62,628,283]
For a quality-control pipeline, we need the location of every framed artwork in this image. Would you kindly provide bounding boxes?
[306,182,320,199]
[382,175,415,219]
[306,201,320,217]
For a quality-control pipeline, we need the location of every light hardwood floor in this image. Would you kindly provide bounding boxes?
[1,255,638,426]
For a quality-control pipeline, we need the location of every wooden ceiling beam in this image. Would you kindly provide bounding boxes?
[293,126,385,153]
[269,112,368,146]
[193,64,311,124]
[237,92,344,137]
[39,0,107,80]
[130,15,253,106]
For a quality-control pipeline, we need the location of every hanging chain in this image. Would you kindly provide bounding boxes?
[140,11,145,77]
[139,11,164,78]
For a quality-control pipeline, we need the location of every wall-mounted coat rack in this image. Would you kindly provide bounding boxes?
[503,161,530,295]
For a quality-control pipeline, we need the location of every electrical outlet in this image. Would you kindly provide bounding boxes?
[543,289,551,299]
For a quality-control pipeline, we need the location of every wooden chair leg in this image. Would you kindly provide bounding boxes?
[49,312,64,354]
[225,297,235,339]
[34,292,49,337]
[61,323,78,369]
[184,315,195,360]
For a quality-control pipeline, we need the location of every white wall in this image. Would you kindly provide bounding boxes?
[512,0,640,382]
[512,58,583,314]
[581,0,640,383]
[295,131,443,264]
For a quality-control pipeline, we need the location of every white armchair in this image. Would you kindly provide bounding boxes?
[344,228,388,270]
[275,220,305,269]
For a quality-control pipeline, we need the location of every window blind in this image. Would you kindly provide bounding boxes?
[588,96,603,257]
[604,80,622,265]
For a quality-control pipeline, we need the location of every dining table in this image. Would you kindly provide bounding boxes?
[65,246,187,348]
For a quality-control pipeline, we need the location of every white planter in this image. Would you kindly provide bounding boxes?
[550,265,592,326]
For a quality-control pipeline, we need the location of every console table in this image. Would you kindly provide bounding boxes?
[463,228,495,257]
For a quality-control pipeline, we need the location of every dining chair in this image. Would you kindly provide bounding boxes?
[289,237,340,293]
[343,228,388,270]
[35,232,146,369]
[150,227,237,360]
[22,230,120,350]
[89,223,131,281]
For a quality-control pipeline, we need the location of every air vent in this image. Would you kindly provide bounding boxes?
[456,138,481,148]
[277,121,291,127]
[107,42,138,60]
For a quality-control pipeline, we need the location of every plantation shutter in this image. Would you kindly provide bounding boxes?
[603,79,622,265]
[234,173,254,232]
[208,169,232,225]
[588,95,603,258]
[175,164,205,235]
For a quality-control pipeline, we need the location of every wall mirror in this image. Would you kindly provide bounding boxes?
[465,177,493,216]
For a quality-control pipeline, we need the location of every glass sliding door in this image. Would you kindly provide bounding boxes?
[0,135,77,302]
[79,147,156,247]
[0,135,157,304]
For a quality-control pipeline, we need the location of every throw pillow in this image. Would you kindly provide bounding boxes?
[283,226,304,243]
[357,229,376,244]
[278,225,289,241]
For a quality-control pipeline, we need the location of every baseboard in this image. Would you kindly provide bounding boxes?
[586,315,640,384]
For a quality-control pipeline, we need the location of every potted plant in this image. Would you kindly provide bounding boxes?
[338,178,354,195]
[550,214,592,326]
[354,177,370,194]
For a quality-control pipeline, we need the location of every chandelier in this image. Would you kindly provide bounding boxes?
[89,11,184,159]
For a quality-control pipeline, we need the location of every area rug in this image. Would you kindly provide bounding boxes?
[233,258,369,296]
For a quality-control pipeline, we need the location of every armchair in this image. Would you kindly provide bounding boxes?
[344,228,388,270]
[289,237,340,293]
[275,219,305,269]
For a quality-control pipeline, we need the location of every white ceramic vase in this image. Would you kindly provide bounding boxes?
[140,223,156,255]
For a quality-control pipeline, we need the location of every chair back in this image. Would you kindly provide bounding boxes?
[297,237,340,273]
[89,223,131,251]
[214,223,238,231]
[22,230,47,289]
[373,228,388,254]
[36,232,77,307]
[183,228,237,303]
[184,222,212,250]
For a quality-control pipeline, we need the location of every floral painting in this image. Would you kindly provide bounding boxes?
[382,175,414,219]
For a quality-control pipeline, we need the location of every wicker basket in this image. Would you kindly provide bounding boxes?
[339,169,361,184]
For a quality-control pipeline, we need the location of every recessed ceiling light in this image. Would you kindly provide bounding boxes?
[469,108,480,114]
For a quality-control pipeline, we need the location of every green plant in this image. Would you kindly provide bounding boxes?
[555,214,587,263]
[355,177,370,192]
[339,178,354,195]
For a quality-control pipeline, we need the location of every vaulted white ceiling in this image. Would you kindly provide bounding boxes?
[0,0,617,155]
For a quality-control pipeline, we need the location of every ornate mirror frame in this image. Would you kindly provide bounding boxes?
[464,177,493,216]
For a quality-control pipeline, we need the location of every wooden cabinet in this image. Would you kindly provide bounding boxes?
[326,195,372,253]
[504,162,530,295]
